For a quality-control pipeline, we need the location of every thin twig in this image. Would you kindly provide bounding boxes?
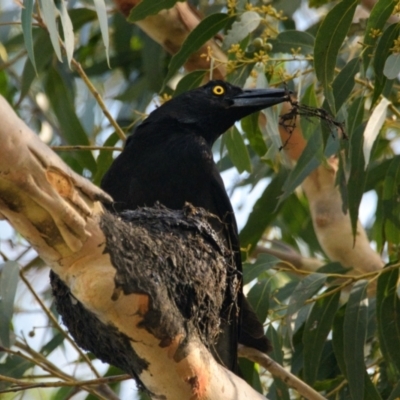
[51,145,123,151]
[70,59,126,142]
[0,373,130,394]
[238,346,327,400]
[19,271,102,379]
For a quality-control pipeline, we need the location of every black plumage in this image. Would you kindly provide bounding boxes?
[101,80,290,372]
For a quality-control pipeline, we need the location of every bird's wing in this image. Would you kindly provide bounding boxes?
[210,165,271,355]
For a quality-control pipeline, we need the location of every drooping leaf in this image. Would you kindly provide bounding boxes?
[373,23,400,105]
[267,326,290,400]
[332,304,347,376]
[343,280,369,400]
[303,290,340,385]
[21,0,36,73]
[44,67,97,173]
[269,30,315,55]
[382,156,400,243]
[241,112,268,157]
[314,0,358,111]
[377,265,400,375]
[57,0,74,66]
[93,0,110,65]
[332,57,360,111]
[240,170,288,251]
[287,273,327,341]
[93,132,121,185]
[242,253,279,285]
[383,53,400,79]
[362,0,397,72]
[163,13,234,85]
[279,128,322,203]
[129,0,184,22]
[40,332,65,357]
[38,0,62,61]
[388,380,400,400]
[173,71,207,97]
[223,11,261,50]
[300,83,319,140]
[363,96,390,168]
[348,124,367,238]
[0,262,19,348]
[224,126,252,174]
[347,96,365,138]
[20,29,54,100]
[247,278,270,323]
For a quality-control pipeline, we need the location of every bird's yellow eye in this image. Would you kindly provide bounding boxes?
[212,85,225,96]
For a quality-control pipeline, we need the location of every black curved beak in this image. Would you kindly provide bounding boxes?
[231,88,291,109]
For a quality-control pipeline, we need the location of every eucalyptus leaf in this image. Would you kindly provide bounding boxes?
[343,280,369,400]
[163,13,234,85]
[21,0,36,73]
[383,53,400,79]
[362,0,397,72]
[223,11,261,50]
[0,261,19,348]
[93,0,110,65]
[314,0,358,110]
[38,0,62,61]
[129,0,184,22]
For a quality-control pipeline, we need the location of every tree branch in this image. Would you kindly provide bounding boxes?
[0,95,266,399]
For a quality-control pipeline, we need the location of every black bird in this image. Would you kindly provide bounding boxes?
[101,80,290,372]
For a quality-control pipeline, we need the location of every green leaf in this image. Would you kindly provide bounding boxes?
[377,265,400,375]
[314,0,358,110]
[223,11,261,50]
[57,0,74,66]
[173,71,206,97]
[372,23,400,105]
[20,29,54,101]
[300,83,319,140]
[129,0,184,22]
[363,96,390,168]
[163,13,234,85]
[44,68,97,174]
[243,253,279,285]
[303,290,340,385]
[362,0,397,72]
[38,0,62,61]
[384,53,400,79]
[93,133,121,186]
[388,380,400,400]
[93,0,110,65]
[40,332,65,357]
[343,280,369,400]
[332,304,347,376]
[21,0,36,73]
[269,30,315,55]
[247,278,270,323]
[332,58,360,111]
[240,169,288,251]
[0,261,19,348]
[241,113,267,157]
[348,124,367,238]
[267,325,290,400]
[287,274,327,341]
[69,8,97,31]
[224,126,252,174]
[382,156,400,242]
[347,96,365,138]
[279,128,322,203]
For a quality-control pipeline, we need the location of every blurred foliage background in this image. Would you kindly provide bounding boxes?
[1,0,400,399]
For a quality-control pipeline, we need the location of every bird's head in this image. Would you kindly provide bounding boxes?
[142,80,291,145]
